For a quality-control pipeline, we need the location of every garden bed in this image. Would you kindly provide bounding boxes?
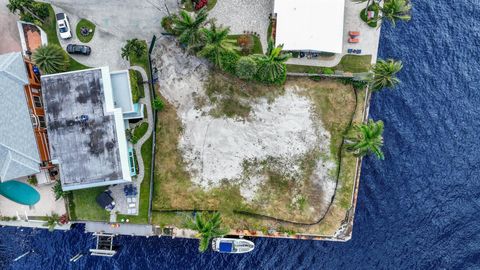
[75,18,96,43]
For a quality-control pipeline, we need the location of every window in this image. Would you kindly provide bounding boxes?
[33,96,42,108]
[30,115,38,128]
[31,87,40,94]
[38,116,46,128]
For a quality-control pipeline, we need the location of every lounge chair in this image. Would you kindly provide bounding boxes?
[349,31,360,37]
[348,38,359,43]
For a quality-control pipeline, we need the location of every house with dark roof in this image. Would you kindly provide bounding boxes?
[41,67,140,191]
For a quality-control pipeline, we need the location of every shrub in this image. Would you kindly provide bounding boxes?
[219,50,240,74]
[235,56,257,80]
[153,97,165,111]
[322,67,335,75]
[161,15,175,34]
[32,2,49,20]
[52,181,69,201]
[27,175,37,186]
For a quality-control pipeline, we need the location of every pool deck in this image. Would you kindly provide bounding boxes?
[0,178,66,218]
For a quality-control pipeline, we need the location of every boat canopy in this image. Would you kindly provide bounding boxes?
[219,242,233,253]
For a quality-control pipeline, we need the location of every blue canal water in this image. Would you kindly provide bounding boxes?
[2,1,480,269]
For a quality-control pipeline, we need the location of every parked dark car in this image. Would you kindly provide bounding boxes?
[66,44,91,55]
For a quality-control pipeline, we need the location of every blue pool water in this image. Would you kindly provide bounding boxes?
[2,1,480,269]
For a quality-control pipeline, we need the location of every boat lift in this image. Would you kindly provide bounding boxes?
[89,232,117,257]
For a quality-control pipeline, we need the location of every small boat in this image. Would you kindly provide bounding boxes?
[212,238,255,254]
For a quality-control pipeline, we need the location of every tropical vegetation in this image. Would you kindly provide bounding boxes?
[347,119,385,160]
[186,212,228,252]
[171,8,208,51]
[235,56,258,80]
[167,8,291,84]
[153,97,165,111]
[198,23,238,69]
[121,38,148,60]
[354,0,412,27]
[32,44,69,74]
[253,38,291,84]
[380,0,412,27]
[43,213,60,231]
[7,0,48,23]
[52,180,69,200]
[368,59,403,91]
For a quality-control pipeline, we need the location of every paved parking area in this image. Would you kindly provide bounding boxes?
[47,0,180,69]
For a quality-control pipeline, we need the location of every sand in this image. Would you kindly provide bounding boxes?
[154,37,336,202]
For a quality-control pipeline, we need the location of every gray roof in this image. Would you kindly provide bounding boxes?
[0,52,41,181]
[41,69,124,189]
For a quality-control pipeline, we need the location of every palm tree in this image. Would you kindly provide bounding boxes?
[7,0,44,22]
[121,38,147,60]
[32,44,69,74]
[172,8,208,50]
[187,212,228,252]
[347,119,385,160]
[197,23,238,68]
[43,213,60,232]
[379,0,412,27]
[368,59,403,91]
[253,38,291,84]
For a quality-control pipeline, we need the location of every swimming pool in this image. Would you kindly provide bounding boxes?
[0,180,40,205]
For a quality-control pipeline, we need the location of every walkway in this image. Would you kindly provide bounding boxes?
[84,221,154,236]
[108,65,153,217]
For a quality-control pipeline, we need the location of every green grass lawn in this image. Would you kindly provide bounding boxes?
[75,18,96,43]
[70,187,109,221]
[39,4,89,71]
[133,122,149,139]
[128,40,151,82]
[117,135,153,223]
[287,55,372,74]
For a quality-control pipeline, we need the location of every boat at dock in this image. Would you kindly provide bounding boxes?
[212,238,255,254]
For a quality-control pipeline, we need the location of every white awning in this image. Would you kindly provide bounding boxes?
[274,0,345,53]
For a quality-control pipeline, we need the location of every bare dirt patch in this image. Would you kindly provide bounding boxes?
[152,37,360,228]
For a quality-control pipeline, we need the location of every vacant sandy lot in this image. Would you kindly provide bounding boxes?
[154,37,336,211]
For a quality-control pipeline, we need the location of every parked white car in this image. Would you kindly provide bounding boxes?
[55,13,72,39]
